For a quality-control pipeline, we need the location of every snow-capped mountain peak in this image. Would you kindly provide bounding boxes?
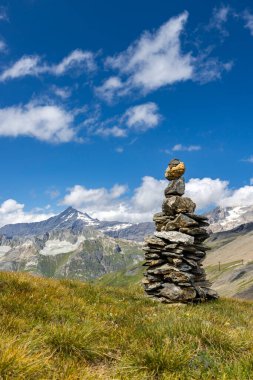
[0,207,101,238]
[56,207,99,226]
[0,207,154,241]
[207,205,253,233]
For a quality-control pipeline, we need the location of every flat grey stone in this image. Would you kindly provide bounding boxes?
[154,231,194,245]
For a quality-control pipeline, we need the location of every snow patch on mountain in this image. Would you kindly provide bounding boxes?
[207,205,253,233]
[76,211,99,225]
[0,246,11,258]
[40,236,86,256]
[101,223,133,232]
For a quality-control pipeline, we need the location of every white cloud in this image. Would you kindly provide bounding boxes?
[193,56,233,84]
[0,199,53,227]
[172,144,201,152]
[97,12,193,100]
[185,178,230,209]
[131,176,166,215]
[220,186,253,207]
[123,102,161,132]
[50,49,96,75]
[97,11,232,101]
[208,5,231,36]
[51,86,72,99]
[95,126,127,138]
[61,176,253,222]
[95,76,124,103]
[0,102,77,143]
[91,102,161,138]
[243,11,253,36]
[0,56,41,81]
[62,183,128,209]
[0,49,96,82]
[61,177,163,222]
[2,177,251,226]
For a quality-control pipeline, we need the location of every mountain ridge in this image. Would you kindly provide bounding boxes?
[2,204,253,240]
[0,206,155,242]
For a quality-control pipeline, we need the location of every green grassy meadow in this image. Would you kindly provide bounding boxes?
[0,272,252,379]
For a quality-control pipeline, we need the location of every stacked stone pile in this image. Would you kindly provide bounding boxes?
[142,159,218,304]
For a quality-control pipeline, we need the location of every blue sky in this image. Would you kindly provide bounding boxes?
[0,0,253,225]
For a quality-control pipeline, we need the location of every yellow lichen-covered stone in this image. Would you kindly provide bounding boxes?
[165,161,185,180]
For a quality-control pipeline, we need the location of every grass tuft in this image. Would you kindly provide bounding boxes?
[0,272,252,379]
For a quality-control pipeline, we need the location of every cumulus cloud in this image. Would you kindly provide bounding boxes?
[62,184,128,209]
[97,12,232,101]
[51,86,72,100]
[91,102,161,138]
[95,76,124,103]
[0,102,77,143]
[97,12,193,100]
[172,144,201,152]
[185,178,230,209]
[0,49,96,82]
[61,176,253,222]
[95,126,127,138]
[123,102,161,132]
[220,186,253,207]
[0,199,53,227]
[61,177,164,222]
[2,177,252,226]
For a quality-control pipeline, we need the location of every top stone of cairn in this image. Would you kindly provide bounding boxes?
[165,158,185,180]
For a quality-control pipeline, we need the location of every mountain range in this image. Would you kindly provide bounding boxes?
[0,205,253,298]
[1,205,253,240]
[0,206,155,241]
[0,207,145,280]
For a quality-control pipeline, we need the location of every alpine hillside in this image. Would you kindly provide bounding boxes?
[0,208,144,280]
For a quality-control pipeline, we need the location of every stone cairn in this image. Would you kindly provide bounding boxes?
[142,159,218,304]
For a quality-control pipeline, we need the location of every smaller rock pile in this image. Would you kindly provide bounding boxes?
[142,159,218,304]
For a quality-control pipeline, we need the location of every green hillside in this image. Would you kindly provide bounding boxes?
[0,272,252,379]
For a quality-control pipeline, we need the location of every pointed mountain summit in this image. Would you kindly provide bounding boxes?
[0,207,100,238]
[0,207,155,241]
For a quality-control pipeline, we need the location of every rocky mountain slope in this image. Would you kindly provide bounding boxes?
[0,207,154,242]
[203,221,253,299]
[206,205,253,233]
[0,225,143,281]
